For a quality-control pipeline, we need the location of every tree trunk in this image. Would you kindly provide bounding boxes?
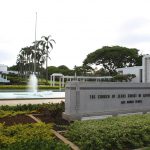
[46,49,48,84]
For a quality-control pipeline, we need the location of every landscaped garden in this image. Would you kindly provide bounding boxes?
[0,102,150,150]
[0,102,70,150]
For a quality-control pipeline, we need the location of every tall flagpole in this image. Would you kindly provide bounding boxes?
[34,12,37,74]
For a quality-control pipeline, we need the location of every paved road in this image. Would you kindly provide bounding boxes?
[0,98,65,106]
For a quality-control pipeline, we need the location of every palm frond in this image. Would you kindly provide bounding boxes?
[49,43,53,49]
[50,39,56,43]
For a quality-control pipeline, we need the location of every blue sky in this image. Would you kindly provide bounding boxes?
[0,0,150,69]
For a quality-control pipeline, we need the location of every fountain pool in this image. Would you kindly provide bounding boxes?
[0,91,65,99]
[0,74,65,100]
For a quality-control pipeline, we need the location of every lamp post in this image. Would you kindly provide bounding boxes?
[34,12,37,74]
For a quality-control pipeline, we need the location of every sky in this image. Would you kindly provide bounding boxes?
[0,0,150,69]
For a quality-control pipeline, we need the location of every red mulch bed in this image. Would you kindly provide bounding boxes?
[0,114,36,126]
[33,114,70,131]
[33,114,69,125]
[0,113,70,131]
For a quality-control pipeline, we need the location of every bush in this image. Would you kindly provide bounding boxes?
[66,114,150,150]
[0,102,64,113]
[0,123,70,150]
[113,74,136,82]
[7,76,27,85]
[38,101,65,117]
[0,104,40,112]
[0,102,65,119]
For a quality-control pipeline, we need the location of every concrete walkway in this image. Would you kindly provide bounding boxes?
[0,98,65,106]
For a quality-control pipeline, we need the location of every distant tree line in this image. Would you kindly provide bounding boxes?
[8,45,143,83]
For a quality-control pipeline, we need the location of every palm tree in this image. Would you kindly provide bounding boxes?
[40,35,56,83]
[29,45,35,73]
[16,53,26,77]
[28,46,35,74]
[20,46,34,77]
[32,40,44,77]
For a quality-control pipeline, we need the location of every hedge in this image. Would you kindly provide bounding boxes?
[0,102,64,112]
[66,114,150,150]
[0,85,60,90]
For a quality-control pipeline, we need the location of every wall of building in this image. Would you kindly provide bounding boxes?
[116,66,143,83]
[63,81,150,120]
[116,55,150,83]
[0,64,7,72]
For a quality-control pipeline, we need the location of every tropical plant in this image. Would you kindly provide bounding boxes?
[16,35,55,81]
[39,35,56,83]
[16,43,44,78]
[16,53,26,77]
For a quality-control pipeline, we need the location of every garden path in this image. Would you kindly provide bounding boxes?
[0,98,65,105]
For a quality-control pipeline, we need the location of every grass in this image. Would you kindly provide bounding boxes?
[0,85,61,90]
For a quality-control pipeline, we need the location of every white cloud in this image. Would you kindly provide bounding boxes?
[1,0,150,69]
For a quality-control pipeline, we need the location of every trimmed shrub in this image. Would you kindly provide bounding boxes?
[0,123,70,150]
[66,114,150,150]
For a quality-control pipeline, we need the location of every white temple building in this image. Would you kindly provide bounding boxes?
[0,64,7,73]
[63,55,150,121]
[51,55,150,88]
[0,64,10,83]
[116,55,150,83]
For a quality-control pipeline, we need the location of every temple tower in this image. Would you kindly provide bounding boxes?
[143,55,150,83]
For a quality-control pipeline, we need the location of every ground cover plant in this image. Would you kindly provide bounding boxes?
[0,123,70,150]
[0,110,32,118]
[65,114,150,150]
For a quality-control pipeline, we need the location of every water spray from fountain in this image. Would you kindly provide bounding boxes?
[28,74,38,93]
[28,12,38,94]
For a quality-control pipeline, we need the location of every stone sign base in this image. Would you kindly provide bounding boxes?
[63,81,150,121]
[63,109,149,121]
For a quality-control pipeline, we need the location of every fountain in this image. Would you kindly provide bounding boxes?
[0,74,65,100]
[0,13,65,100]
[28,74,38,93]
